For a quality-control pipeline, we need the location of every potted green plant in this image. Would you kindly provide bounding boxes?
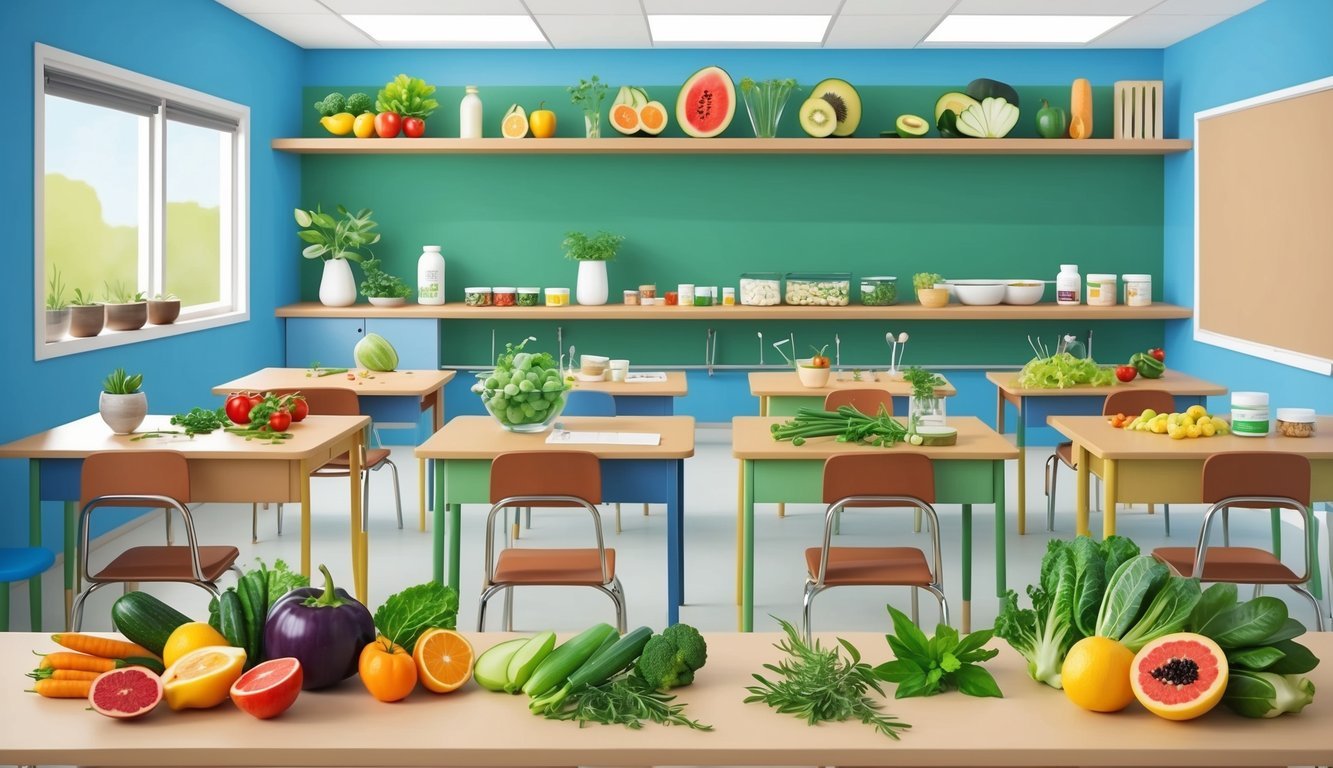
[45,266,70,343]
[359,258,412,307]
[103,280,148,331]
[903,366,947,433]
[569,75,608,138]
[148,292,180,325]
[295,205,380,307]
[99,367,146,434]
[562,230,624,306]
[914,272,948,308]
[68,287,104,338]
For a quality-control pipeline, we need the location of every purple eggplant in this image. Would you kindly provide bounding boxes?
[264,564,376,690]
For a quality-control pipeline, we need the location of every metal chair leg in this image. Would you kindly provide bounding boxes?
[1163,503,1170,537]
[643,503,649,517]
[165,509,173,546]
[277,503,283,535]
[801,583,819,645]
[512,510,521,542]
[387,460,403,529]
[525,507,531,529]
[503,587,514,631]
[251,503,258,544]
[1046,455,1060,532]
[609,577,628,633]
[1290,585,1326,631]
[910,587,920,624]
[615,503,622,534]
[1222,507,1231,546]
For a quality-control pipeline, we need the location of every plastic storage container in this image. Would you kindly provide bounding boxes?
[1123,274,1152,306]
[739,273,782,306]
[464,287,492,307]
[1231,392,1270,437]
[1276,408,1316,438]
[785,272,851,306]
[623,290,640,305]
[492,287,516,307]
[517,287,540,307]
[1056,264,1081,305]
[694,287,713,306]
[638,284,657,300]
[722,287,736,306]
[860,276,898,306]
[677,284,695,306]
[1086,274,1117,306]
[544,287,569,306]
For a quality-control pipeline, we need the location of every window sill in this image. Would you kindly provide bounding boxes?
[35,308,250,361]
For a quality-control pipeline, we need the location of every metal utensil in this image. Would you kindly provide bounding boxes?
[757,331,763,366]
[772,338,794,367]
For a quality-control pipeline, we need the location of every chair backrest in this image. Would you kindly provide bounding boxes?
[271,387,360,416]
[562,390,616,417]
[824,389,894,417]
[1202,452,1311,508]
[822,453,934,506]
[81,451,191,506]
[1103,389,1174,417]
[490,451,602,506]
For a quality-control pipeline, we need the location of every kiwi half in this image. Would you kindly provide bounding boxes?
[799,97,837,138]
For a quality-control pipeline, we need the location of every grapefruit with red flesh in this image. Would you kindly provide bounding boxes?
[1130,633,1229,721]
[88,667,163,719]
[231,657,303,719]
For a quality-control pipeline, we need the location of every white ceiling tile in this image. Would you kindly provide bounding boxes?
[524,0,642,12]
[242,13,379,47]
[214,0,325,12]
[321,0,528,13]
[644,0,842,13]
[1148,0,1264,14]
[824,14,941,47]
[1086,13,1230,46]
[839,0,956,13]
[952,0,1159,13]
[536,14,651,46]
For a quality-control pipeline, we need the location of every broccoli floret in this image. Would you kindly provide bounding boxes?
[345,92,372,114]
[316,92,346,116]
[635,623,707,690]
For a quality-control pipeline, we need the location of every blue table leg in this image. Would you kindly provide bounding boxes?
[676,459,685,603]
[666,459,683,626]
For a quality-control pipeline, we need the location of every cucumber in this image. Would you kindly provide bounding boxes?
[216,590,248,653]
[529,626,653,713]
[110,592,192,657]
[522,623,618,698]
[504,631,556,694]
[474,638,531,692]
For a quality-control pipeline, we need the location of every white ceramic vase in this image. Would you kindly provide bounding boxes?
[99,392,147,435]
[45,309,70,343]
[319,259,358,307]
[576,261,608,306]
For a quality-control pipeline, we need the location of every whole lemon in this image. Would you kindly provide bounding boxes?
[1062,636,1135,712]
[162,621,231,667]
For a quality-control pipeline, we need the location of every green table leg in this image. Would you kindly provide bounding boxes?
[1306,510,1322,601]
[995,460,1008,599]
[742,458,755,632]
[432,461,446,585]
[64,501,76,630]
[960,503,972,634]
[1015,402,1026,536]
[1271,507,1282,560]
[448,503,461,592]
[29,460,42,632]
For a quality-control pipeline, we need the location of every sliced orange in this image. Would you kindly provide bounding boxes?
[501,104,528,139]
[413,628,474,693]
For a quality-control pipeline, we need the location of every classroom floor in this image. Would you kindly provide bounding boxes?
[15,429,1331,635]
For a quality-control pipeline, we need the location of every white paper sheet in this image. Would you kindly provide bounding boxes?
[624,371,668,383]
[545,430,662,446]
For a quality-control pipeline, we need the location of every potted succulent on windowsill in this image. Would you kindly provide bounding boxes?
[103,280,148,331]
[45,266,70,343]
[68,288,105,338]
[359,258,412,307]
[99,368,146,435]
[295,205,380,307]
[148,292,180,325]
[562,230,624,306]
[375,74,438,138]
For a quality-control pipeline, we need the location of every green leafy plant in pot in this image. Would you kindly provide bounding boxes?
[569,75,609,138]
[902,366,947,433]
[359,258,412,307]
[44,266,70,343]
[563,230,624,306]
[100,368,146,435]
[68,287,105,338]
[103,280,148,331]
[295,205,380,307]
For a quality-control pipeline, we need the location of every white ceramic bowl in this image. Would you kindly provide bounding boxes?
[948,280,1006,306]
[367,296,407,307]
[1003,281,1046,305]
[796,360,831,388]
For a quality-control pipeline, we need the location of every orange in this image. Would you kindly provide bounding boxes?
[501,104,528,139]
[413,628,474,693]
[1061,636,1135,712]
[162,622,231,667]
[161,645,246,710]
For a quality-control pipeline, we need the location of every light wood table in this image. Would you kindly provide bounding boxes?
[415,415,695,625]
[6,629,1329,767]
[212,367,454,532]
[569,370,688,415]
[0,414,369,628]
[732,416,1017,633]
[987,370,1227,535]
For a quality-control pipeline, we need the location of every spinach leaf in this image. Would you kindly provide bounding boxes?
[1096,556,1168,640]
[878,606,1003,699]
[1206,596,1288,649]
[1070,536,1106,638]
[1226,645,1287,671]
[1190,582,1239,634]
[1119,576,1202,652]
[1263,617,1308,645]
[1264,639,1320,675]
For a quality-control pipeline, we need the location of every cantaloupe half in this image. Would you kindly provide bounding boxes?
[611,86,648,135]
[637,101,667,135]
[1130,633,1229,721]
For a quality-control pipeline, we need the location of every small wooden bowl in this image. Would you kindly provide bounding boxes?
[918,288,949,308]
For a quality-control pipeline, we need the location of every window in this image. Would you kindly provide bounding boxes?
[35,44,248,359]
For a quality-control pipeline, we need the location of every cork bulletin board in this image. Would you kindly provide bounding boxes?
[1194,75,1333,375]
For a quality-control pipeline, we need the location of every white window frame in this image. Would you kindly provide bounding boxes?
[33,43,250,361]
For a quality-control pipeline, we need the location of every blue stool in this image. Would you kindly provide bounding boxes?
[0,547,56,631]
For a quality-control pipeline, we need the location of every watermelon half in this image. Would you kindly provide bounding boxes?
[1130,632,1229,721]
[676,66,735,138]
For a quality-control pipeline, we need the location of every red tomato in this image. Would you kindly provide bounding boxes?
[1148,347,1166,362]
[374,112,401,138]
[268,410,292,432]
[289,397,309,422]
[1115,365,1138,383]
[225,393,254,424]
[402,117,425,138]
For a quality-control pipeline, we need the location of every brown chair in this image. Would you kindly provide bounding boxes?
[252,388,402,541]
[802,453,947,643]
[478,451,625,632]
[824,389,894,417]
[71,452,241,630]
[1045,389,1176,533]
[1152,453,1325,630]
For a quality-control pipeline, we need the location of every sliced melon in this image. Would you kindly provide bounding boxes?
[895,114,929,138]
[501,104,528,139]
[810,78,861,137]
[677,66,736,139]
[934,91,981,123]
[799,97,837,138]
[638,100,668,135]
[611,103,641,135]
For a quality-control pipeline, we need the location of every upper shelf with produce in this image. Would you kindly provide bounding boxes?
[271,137,1191,156]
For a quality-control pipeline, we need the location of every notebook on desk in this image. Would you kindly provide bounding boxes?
[545,430,662,446]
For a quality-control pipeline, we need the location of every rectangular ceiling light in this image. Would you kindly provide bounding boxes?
[343,14,546,43]
[926,14,1128,44]
[649,15,831,44]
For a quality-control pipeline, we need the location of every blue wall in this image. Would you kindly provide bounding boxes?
[0,0,302,549]
[1162,0,1333,415]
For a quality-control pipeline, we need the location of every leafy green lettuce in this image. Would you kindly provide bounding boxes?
[1017,352,1115,389]
[373,582,459,652]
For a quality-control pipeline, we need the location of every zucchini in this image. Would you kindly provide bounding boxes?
[110,592,192,657]
[123,655,166,675]
[216,590,248,654]
[529,626,653,713]
[236,570,268,666]
[504,631,556,694]
[522,623,618,698]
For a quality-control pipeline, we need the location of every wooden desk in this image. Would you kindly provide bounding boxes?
[732,416,1017,633]
[415,416,695,625]
[569,371,688,415]
[987,370,1227,535]
[213,367,454,531]
[6,630,1329,767]
[0,414,369,628]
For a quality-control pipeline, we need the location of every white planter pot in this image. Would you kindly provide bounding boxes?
[576,261,609,306]
[319,259,358,307]
[45,309,71,343]
[99,392,147,435]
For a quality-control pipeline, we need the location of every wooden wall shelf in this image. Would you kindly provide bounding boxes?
[276,301,1192,321]
[271,137,1192,156]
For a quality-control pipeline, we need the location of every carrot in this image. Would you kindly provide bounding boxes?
[28,668,100,681]
[50,633,157,661]
[28,678,93,698]
[36,652,117,672]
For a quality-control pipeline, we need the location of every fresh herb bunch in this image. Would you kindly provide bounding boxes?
[46,266,68,310]
[294,205,380,263]
[744,618,911,740]
[543,673,713,731]
[562,231,625,262]
[913,272,944,292]
[771,405,906,448]
[902,367,946,401]
[103,368,143,395]
[104,280,146,304]
[358,258,412,299]
[375,74,438,119]
[874,605,1002,698]
[568,75,608,116]
[131,407,229,441]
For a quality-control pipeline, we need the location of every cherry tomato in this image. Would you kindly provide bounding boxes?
[402,117,425,138]
[1115,365,1138,383]
[1148,347,1166,362]
[289,397,309,422]
[225,393,255,424]
[268,410,292,433]
[374,112,401,138]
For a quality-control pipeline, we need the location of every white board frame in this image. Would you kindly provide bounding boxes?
[1193,74,1333,376]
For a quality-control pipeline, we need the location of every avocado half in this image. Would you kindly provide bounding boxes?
[895,114,929,138]
[934,91,980,123]
[811,78,862,137]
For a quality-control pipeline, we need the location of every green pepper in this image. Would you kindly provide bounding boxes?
[1129,352,1165,379]
[1036,99,1068,139]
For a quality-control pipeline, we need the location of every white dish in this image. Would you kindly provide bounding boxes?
[367,297,407,307]
[947,280,1006,306]
[795,359,831,388]
[1003,281,1046,305]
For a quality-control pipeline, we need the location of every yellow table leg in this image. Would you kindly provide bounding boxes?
[348,432,366,603]
[1102,458,1118,539]
[1075,444,1090,537]
[299,459,313,578]
[418,458,427,532]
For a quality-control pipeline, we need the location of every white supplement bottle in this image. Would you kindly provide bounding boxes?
[460,86,482,139]
[417,245,445,305]
[1056,264,1082,305]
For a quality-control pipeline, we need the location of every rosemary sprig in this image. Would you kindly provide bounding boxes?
[744,618,911,740]
[542,673,712,731]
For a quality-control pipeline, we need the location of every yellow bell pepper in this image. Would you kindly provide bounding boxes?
[320,112,355,136]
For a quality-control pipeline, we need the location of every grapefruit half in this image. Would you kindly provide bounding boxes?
[1131,633,1229,721]
[231,657,303,719]
[89,667,163,719]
